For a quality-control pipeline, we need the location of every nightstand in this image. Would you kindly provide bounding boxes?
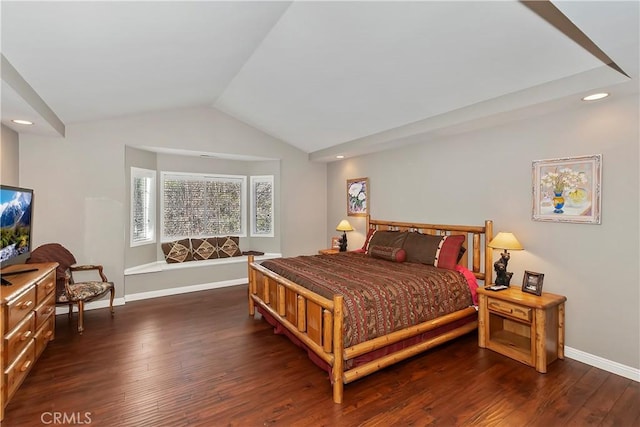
[318,248,340,255]
[477,286,566,373]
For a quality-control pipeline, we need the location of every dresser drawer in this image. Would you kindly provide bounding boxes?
[4,339,35,402]
[36,271,56,305]
[35,293,56,330]
[35,316,55,359]
[6,287,37,332]
[4,312,35,364]
[487,298,532,323]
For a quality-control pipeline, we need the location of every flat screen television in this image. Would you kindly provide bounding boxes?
[0,185,34,269]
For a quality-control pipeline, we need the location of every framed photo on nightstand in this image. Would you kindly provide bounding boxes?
[522,271,544,295]
[331,236,341,249]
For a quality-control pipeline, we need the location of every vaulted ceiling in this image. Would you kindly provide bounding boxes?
[2,1,638,161]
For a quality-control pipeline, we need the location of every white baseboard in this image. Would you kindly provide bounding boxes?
[55,280,639,384]
[565,346,640,382]
[54,277,246,314]
[124,278,246,302]
[55,297,126,315]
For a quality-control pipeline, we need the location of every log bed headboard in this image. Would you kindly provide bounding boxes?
[366,216,493,284]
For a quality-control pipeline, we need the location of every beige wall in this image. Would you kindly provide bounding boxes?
[1,124,19,185]
[327,94,639,370]
[18,107,327,298]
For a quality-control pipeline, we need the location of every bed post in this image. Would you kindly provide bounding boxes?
[248,255,255,316]
[484,220,493,285]
[332,295,344,404]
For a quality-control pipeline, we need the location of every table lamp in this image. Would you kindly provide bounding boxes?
[335,220,354,252]
[488,232,523,286]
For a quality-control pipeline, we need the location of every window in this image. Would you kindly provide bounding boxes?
[250,175,274,237]
[161,172,246,241]
[130,167,156,247]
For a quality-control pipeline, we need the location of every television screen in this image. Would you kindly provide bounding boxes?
[0,185,34,268]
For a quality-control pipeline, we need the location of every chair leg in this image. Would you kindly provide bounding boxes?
[68,303,73,320]
[77,300,84,334]
[109,287,115,316]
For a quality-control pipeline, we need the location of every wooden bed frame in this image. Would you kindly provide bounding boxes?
[247,216,493,403]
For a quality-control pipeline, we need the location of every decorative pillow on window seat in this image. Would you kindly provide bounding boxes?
[192,238,219,260]
[217,236,242,258]
[161,239,193,263]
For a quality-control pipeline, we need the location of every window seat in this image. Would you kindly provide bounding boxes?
[124,253,282,276]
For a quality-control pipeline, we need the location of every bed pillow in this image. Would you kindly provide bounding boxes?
[217,236,242,258]
[369,245,406,263]
[367,230,408,250]
[402,232,443,265]
[457,246,467,262]
[360,228,377,253]
[191,238,219,260]
[161,239,193,263]
[434,235,466,270]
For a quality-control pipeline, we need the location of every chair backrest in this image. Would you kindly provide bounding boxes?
[27,243,77,296]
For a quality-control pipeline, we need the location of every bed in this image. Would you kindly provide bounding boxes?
[247,216,493,403]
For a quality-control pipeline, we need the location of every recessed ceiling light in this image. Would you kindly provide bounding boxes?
[582,93,609,101]
[11,119,33,125]
[336,155,345,159]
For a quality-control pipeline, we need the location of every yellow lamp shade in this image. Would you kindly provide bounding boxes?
[488,232,523,251]
[336,219,354,232]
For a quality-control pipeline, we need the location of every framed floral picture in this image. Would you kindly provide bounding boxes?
[532,154,602,224]
[347,177,368,217]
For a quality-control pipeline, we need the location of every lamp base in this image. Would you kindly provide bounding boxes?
[494,271,513,286]
[493,251,512,286]
[339,232,348,252]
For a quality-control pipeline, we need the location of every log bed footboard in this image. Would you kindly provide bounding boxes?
[247,218,493,403]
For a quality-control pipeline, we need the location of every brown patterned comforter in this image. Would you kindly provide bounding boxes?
[260,252,473,348]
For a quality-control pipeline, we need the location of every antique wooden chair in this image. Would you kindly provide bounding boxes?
[27,243,115,334]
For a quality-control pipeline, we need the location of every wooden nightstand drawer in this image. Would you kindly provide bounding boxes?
[487,298,532,323]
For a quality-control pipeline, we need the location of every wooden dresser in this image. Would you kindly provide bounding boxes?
[0,262,57,421]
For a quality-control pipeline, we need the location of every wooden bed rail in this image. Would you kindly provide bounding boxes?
[248,257,342,364]
[248,218,493,403]
[248,255,346,401]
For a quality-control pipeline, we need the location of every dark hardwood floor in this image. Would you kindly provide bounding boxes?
[3,285,638,426]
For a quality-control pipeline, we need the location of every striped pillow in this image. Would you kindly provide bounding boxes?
[433,235,466,270]
[369,245,406,263]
